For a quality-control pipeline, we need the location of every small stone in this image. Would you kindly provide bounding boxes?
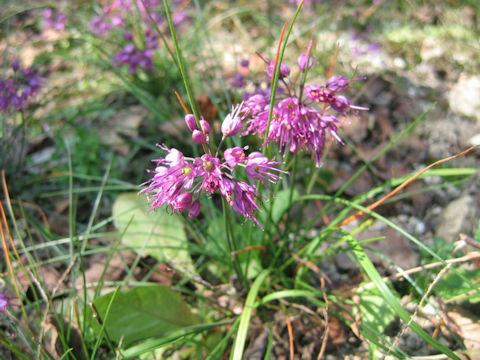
[448,74,480,122]
[435,195,476,243]
[469,133,480,146]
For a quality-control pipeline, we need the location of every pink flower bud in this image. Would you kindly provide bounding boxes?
[188,200,200,218]
[200,119,210,134]
[192,130,206,144]
[174,192,192,211]
[298,53,314,71]
[192,130,207,144]
[266,61,290,79]
[184,114,198,131]
[224,147,246,167]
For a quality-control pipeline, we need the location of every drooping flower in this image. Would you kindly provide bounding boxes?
[245,152,287,184]
[139,147,197,211]
[173,191,193,211]
[189,200,201,218]
[232,181,262,228]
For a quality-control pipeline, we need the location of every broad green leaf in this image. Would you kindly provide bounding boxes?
[270,188,299,223]
[434,268,480,303]
[113,192,193,272]
[93,285,199,345]
[355,284,397,335]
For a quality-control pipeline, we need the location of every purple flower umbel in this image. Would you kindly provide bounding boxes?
[239,47,367,167]
[0,61,41,113]
[139,140,286,228]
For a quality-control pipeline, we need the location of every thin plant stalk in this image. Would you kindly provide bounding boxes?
[222,198,248,289]
[162,0,201,127]
[263,0,304,148]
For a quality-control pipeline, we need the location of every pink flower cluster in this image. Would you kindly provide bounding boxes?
[89,0,189,36]
[139,110,287,228]
[239,47,367,167]
[90,0,190,74]
[42,8,67,31]
[140,43,367,226]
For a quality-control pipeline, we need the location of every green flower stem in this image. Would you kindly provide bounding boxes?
[162,0,201,128]
[262,0,304,152]
[139,0,178,67]
[283,152,298,236]
[222,198,248,290]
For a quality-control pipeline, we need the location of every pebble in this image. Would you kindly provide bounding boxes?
[435,195,477,243]
[448,74,480,122]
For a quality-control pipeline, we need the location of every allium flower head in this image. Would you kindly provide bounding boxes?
[1,61,41,113]
[140,139,286,228]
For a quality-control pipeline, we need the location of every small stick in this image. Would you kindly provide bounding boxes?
[175,90,191,114]
[336,146,478,228]
[286,314,294,360]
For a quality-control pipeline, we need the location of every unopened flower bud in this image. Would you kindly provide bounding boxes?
[188,200,201,218]
[11,60,20,72]
[200,119,210,134]
[184,114,198,131]
[174,192,192,211]
[266,61,290,79]
[298,53,314,71]
[192,130,206,144]
[124,30,133,41]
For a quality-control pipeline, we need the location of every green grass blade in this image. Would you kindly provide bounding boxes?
[230,269,270,360]
[90,287,120,360]
[343,231,461,359]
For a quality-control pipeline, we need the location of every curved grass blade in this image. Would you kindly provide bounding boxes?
[230,269,270,360]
